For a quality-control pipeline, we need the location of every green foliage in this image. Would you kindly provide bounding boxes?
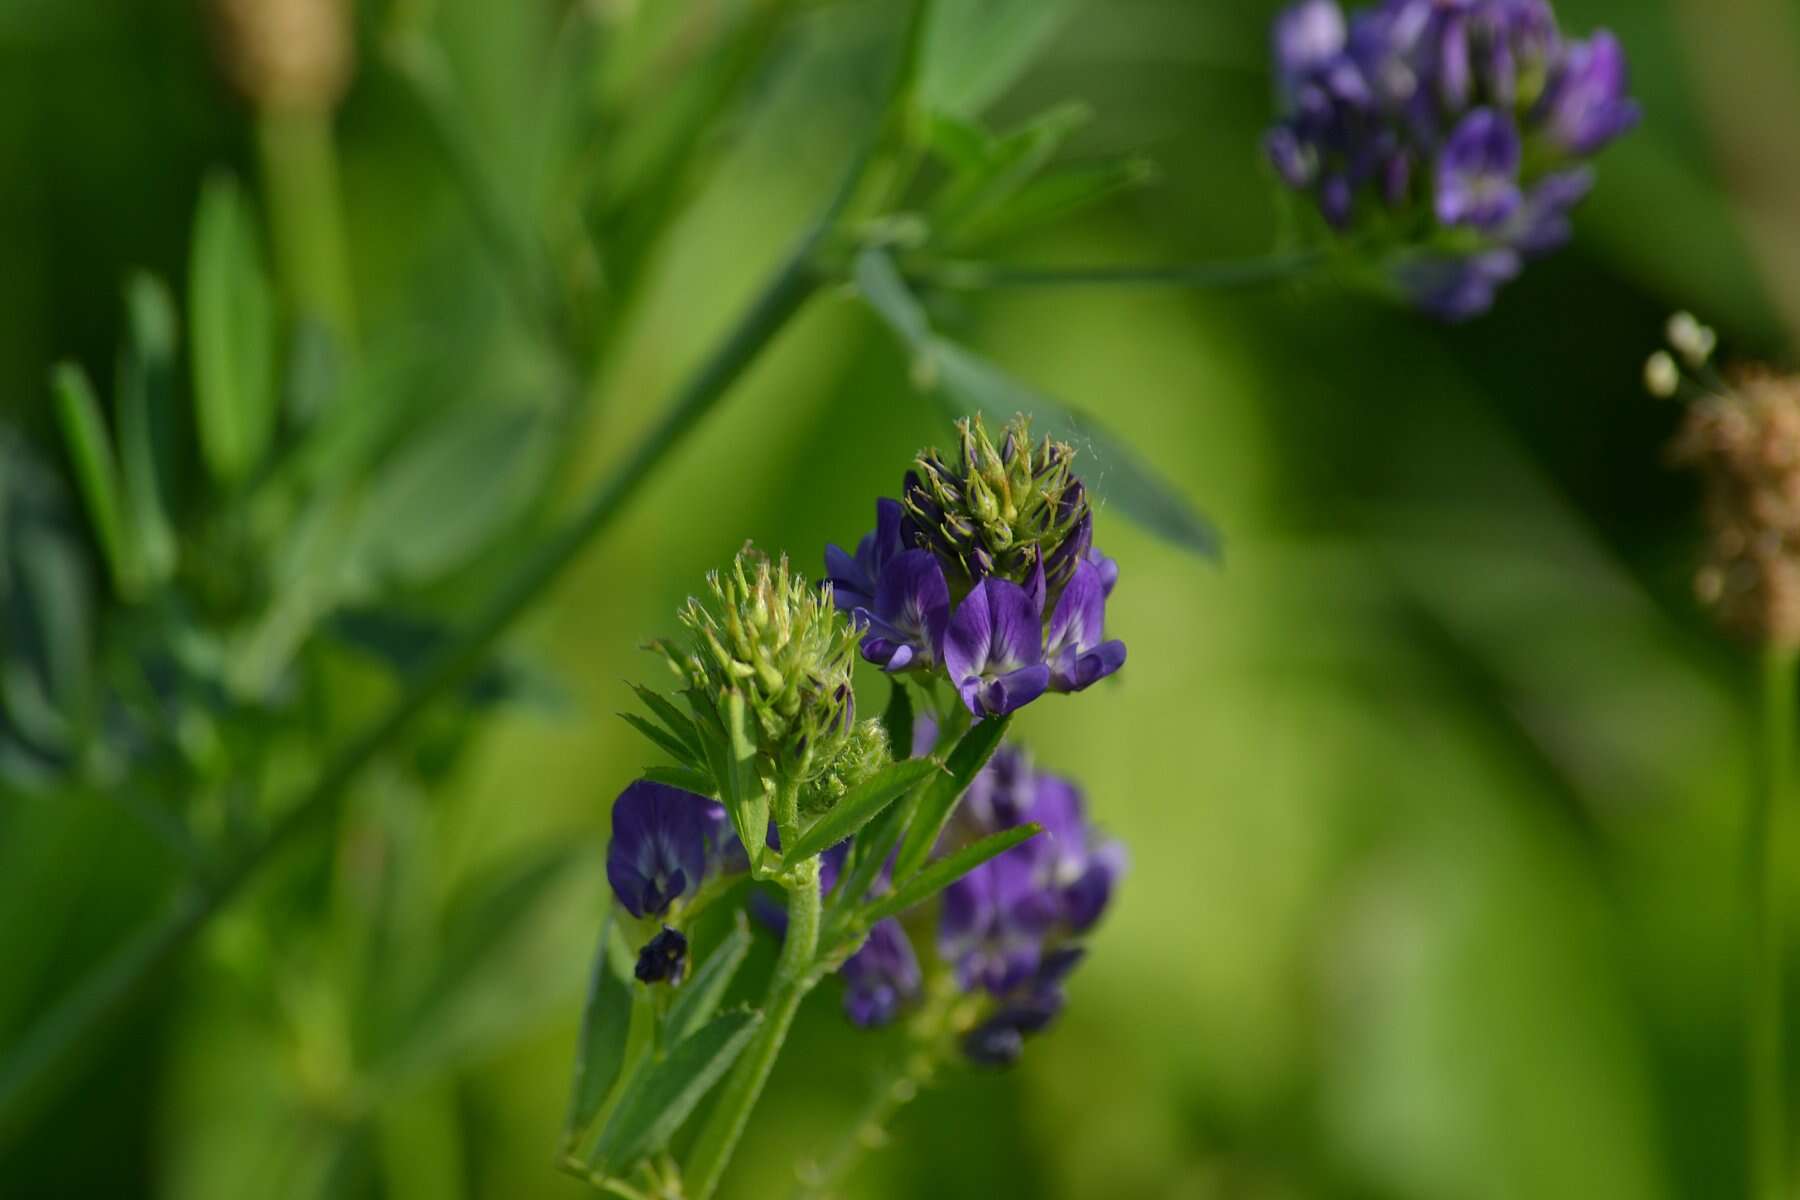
[188,173,278,488]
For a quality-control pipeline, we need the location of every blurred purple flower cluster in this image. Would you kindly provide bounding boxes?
[1265,0,1638,319]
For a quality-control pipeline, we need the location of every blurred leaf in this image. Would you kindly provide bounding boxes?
[855,247,1221,560]
[326,607,560,711]
[115,273,181,588]
[374,843,583,1086]
[863,824,1040,925]
[564,916,634,1145]
[927,102,1090,240]
[49,363,132,598]
[590,1008,761,1172]
[351,403,554,586]
[0,435,92,756]
[788,758,939,862]
[189,172,278,487]
[918,0,1080,118]
[666,912,752,1043]
[953,157,1156,248]
[894,711,1010,879]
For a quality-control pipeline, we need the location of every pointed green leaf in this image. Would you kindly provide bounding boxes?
[49,363,133,598]
[666,913,752,1043]
[919,0,1081,118]
[631,684,705,762]
[894,712,1011,880]
[590,1008,762,1171]
[189,171,277,486]
[115,273,180,586]
[954,157,1156,248]
[564,916,634,1143]
[787,758,939,863]
[621,712,701,768]
[929,101,1090,237]
[721,690,767,872]
[863,824,1041,926]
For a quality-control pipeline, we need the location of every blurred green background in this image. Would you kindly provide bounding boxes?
[2,0,1797,1196]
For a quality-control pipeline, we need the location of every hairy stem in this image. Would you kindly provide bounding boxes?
[684,856,823,1200]
[1750,646,1796,1200]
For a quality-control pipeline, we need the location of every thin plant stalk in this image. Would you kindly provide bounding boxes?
[905,251,1325,293]
[1750,645,1796,1200]
[256,108,358,342]
[683,855,824,1200]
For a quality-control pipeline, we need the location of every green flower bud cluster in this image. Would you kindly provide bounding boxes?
[664,547,860,785]
[902,415,1091,598]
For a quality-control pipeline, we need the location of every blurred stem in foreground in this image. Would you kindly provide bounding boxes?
[256,109,358,341]
[1750,646,1795,1200]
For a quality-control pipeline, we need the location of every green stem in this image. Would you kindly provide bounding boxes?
[255,108,357,342]
[685,856,823,1200]
[905,251,1325,293]
[0,199,828,1143]
[1751,645,1796,1200]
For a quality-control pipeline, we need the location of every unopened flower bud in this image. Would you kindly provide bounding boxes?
[214,0,354,113]
[1645,351,1679,399]
[635,926,688,985]
[1667,312,1717,367]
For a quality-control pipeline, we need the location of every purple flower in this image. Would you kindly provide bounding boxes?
[824,498,904,615]
[840,919,922,1028]
[1539,31,1638,155]
[1025,774,1127,932]
[854,549,951,672]
[1434,108,1521,230]
[1391,247,1520,322]
[1043,560,1127,694]
[942,579,1051,717]
[939,849,1053,995]
[959,743,1037,832]
[606,781,725,918]
[961,948,1087,1067]
[635,926,688,985]
[1505,167,1593,256]
[1275,0,1348,87]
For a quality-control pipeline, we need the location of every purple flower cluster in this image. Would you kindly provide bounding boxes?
[1265,0,1638,319]
[826,499,1125,719]
[938,746,1124,1065]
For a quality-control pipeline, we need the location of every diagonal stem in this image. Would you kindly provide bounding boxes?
[1750,645,1796,1200]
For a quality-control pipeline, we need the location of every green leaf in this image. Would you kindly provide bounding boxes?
[919,0,1081,118]
[856,248,1221,561]
[352,403,555,585]
[631,684,705,763]
[327,607,558,711]
[787,758,939,864]
[589,1008,762,1171]
[49,363,133,597]
[621,712,702,769]
[115,273,180,587]
[928,102,1090,239]
[189,171,278,486]
[880,680,914,765]
[894,713,1011,880]
[564,915,634,1143]
[375,843,582,1086]
[953,157,1156,248]
[863,824,1041,925]
[666,913,752,1043]
[721,691,768,873]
